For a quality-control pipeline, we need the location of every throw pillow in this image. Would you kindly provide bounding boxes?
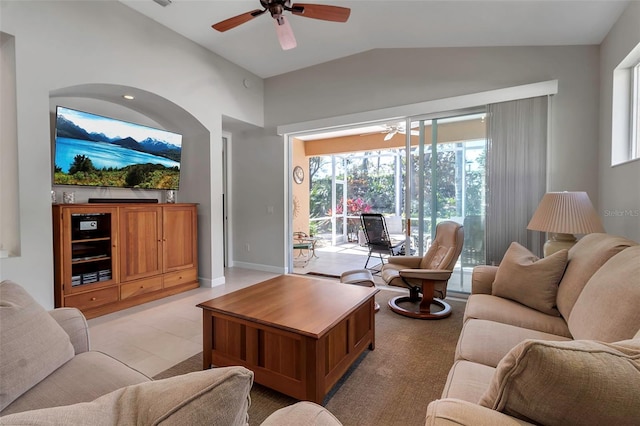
[491,242,567,316]
[478,339,640,426]
[0,366,254,425]
[0,280,75,411]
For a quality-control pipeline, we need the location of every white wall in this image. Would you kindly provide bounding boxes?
[240,46,602,270]
[224,120,286,274]
[599,1,640,242]
[265,46,601,194]
[0,1,264,307]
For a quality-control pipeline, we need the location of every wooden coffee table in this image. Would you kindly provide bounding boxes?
[197,274,378,403]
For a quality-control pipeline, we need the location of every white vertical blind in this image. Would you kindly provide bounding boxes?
[486,96,548,263]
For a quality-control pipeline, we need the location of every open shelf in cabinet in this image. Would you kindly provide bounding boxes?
[69,213,114,289]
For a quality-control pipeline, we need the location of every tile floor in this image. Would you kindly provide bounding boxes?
[293,241,474,292]
[88,244,470,377]
[88,268,279,377]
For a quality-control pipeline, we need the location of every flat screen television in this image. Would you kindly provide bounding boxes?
[53,106,182,189]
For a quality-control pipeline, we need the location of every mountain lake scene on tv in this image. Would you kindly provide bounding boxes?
[54,107,182,189]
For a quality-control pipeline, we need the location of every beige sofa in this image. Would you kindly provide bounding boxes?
[426,233,640,425]
[0,280,340,425]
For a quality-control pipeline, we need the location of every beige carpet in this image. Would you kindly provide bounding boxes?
[154,289,465,426]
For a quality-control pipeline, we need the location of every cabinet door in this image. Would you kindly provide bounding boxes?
[119,206,163,282]
[163,205,198,272]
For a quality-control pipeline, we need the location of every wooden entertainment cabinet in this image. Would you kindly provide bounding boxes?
[53,203,199,319]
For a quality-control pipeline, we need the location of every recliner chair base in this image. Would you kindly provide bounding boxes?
[388,295,452,320]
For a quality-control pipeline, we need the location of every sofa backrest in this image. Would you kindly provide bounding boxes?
[556,233,637,320]
[568,246,640,341]
[0,280,75,412]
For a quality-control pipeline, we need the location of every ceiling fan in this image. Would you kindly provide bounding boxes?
[360,123,420,141]
[383,124,404,141]
[212,0,351,50]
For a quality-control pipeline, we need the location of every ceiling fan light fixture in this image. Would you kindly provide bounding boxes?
[274,16,297,50]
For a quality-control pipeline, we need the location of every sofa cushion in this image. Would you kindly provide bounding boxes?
[568,246,640,342]
[441,360,496,403]
[0,351,150,415]
[478,339,640,426]
[455,319,571,367]
[0,366,254,426]
[556,233,636,319]
[464,294,572,337]
[491,243,567,316]
[0,281,75,412]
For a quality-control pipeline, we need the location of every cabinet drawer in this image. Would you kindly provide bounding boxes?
[120,276,163,300]
[164,268,197,288]
[65,286,118,311]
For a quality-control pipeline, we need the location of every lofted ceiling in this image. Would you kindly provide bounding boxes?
[120,0,630,79]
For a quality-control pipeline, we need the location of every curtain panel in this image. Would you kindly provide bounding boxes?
[486,96,548,263]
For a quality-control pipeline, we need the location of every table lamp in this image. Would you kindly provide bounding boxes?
[527,191,604,257]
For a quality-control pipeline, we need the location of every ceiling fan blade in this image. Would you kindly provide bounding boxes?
[384,131,397,141]
[212,9,265,32]
[290,3,351,22]
[274,15,297,50]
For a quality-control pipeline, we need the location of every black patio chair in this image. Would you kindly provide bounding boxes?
[360,213,405,271]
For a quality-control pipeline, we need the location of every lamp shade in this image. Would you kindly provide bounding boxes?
[527,192,604,234]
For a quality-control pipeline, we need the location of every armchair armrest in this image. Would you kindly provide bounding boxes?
[399,269,452,281]
[387,256,422,268]
[426,399,534,426]
[48,307,90,354]
[471,265,499,294]
[261,401,342,425]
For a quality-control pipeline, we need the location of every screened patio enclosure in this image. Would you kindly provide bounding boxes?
[306,112,487,292]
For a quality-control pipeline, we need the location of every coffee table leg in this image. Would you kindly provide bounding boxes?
[305,337,324,404]
[202,310,213,370]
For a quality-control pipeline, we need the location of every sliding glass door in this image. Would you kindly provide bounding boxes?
[310,151,403,245]
[305,111,487,292]
[406,112,487,292]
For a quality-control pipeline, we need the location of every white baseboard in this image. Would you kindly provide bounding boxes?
[232,261,286,274]
[198,276,226,288]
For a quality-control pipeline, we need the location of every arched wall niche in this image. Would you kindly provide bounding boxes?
[49,83,213,285]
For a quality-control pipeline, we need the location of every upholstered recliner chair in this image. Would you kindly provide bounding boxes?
[381,221,464,319]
